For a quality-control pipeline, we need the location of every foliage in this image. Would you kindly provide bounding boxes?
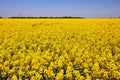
[0,19,120,80]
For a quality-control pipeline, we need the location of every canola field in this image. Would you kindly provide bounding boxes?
[0,19,120,80]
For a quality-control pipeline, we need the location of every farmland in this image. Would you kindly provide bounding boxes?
[0,19,120,80]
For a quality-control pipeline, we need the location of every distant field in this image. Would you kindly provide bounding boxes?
[0,19,120,80]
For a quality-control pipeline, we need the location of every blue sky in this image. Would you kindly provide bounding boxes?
[0,0,120,17]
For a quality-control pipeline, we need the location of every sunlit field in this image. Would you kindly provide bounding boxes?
[0,19,120,80]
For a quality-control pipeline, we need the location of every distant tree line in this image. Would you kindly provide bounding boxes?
[8,16,85,19]
[0,16,2,18]
[0,16,120,19]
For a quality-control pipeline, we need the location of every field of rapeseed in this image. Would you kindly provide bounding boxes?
[0,19,120,80]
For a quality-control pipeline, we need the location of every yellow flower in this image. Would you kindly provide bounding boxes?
[11,74,18,80]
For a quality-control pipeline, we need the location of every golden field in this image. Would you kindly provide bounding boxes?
[0,19,120,80]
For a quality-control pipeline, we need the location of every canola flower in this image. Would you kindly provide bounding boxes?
[0,19,120,80]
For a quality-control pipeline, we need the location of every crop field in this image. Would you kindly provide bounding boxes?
[0,19,120,80]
